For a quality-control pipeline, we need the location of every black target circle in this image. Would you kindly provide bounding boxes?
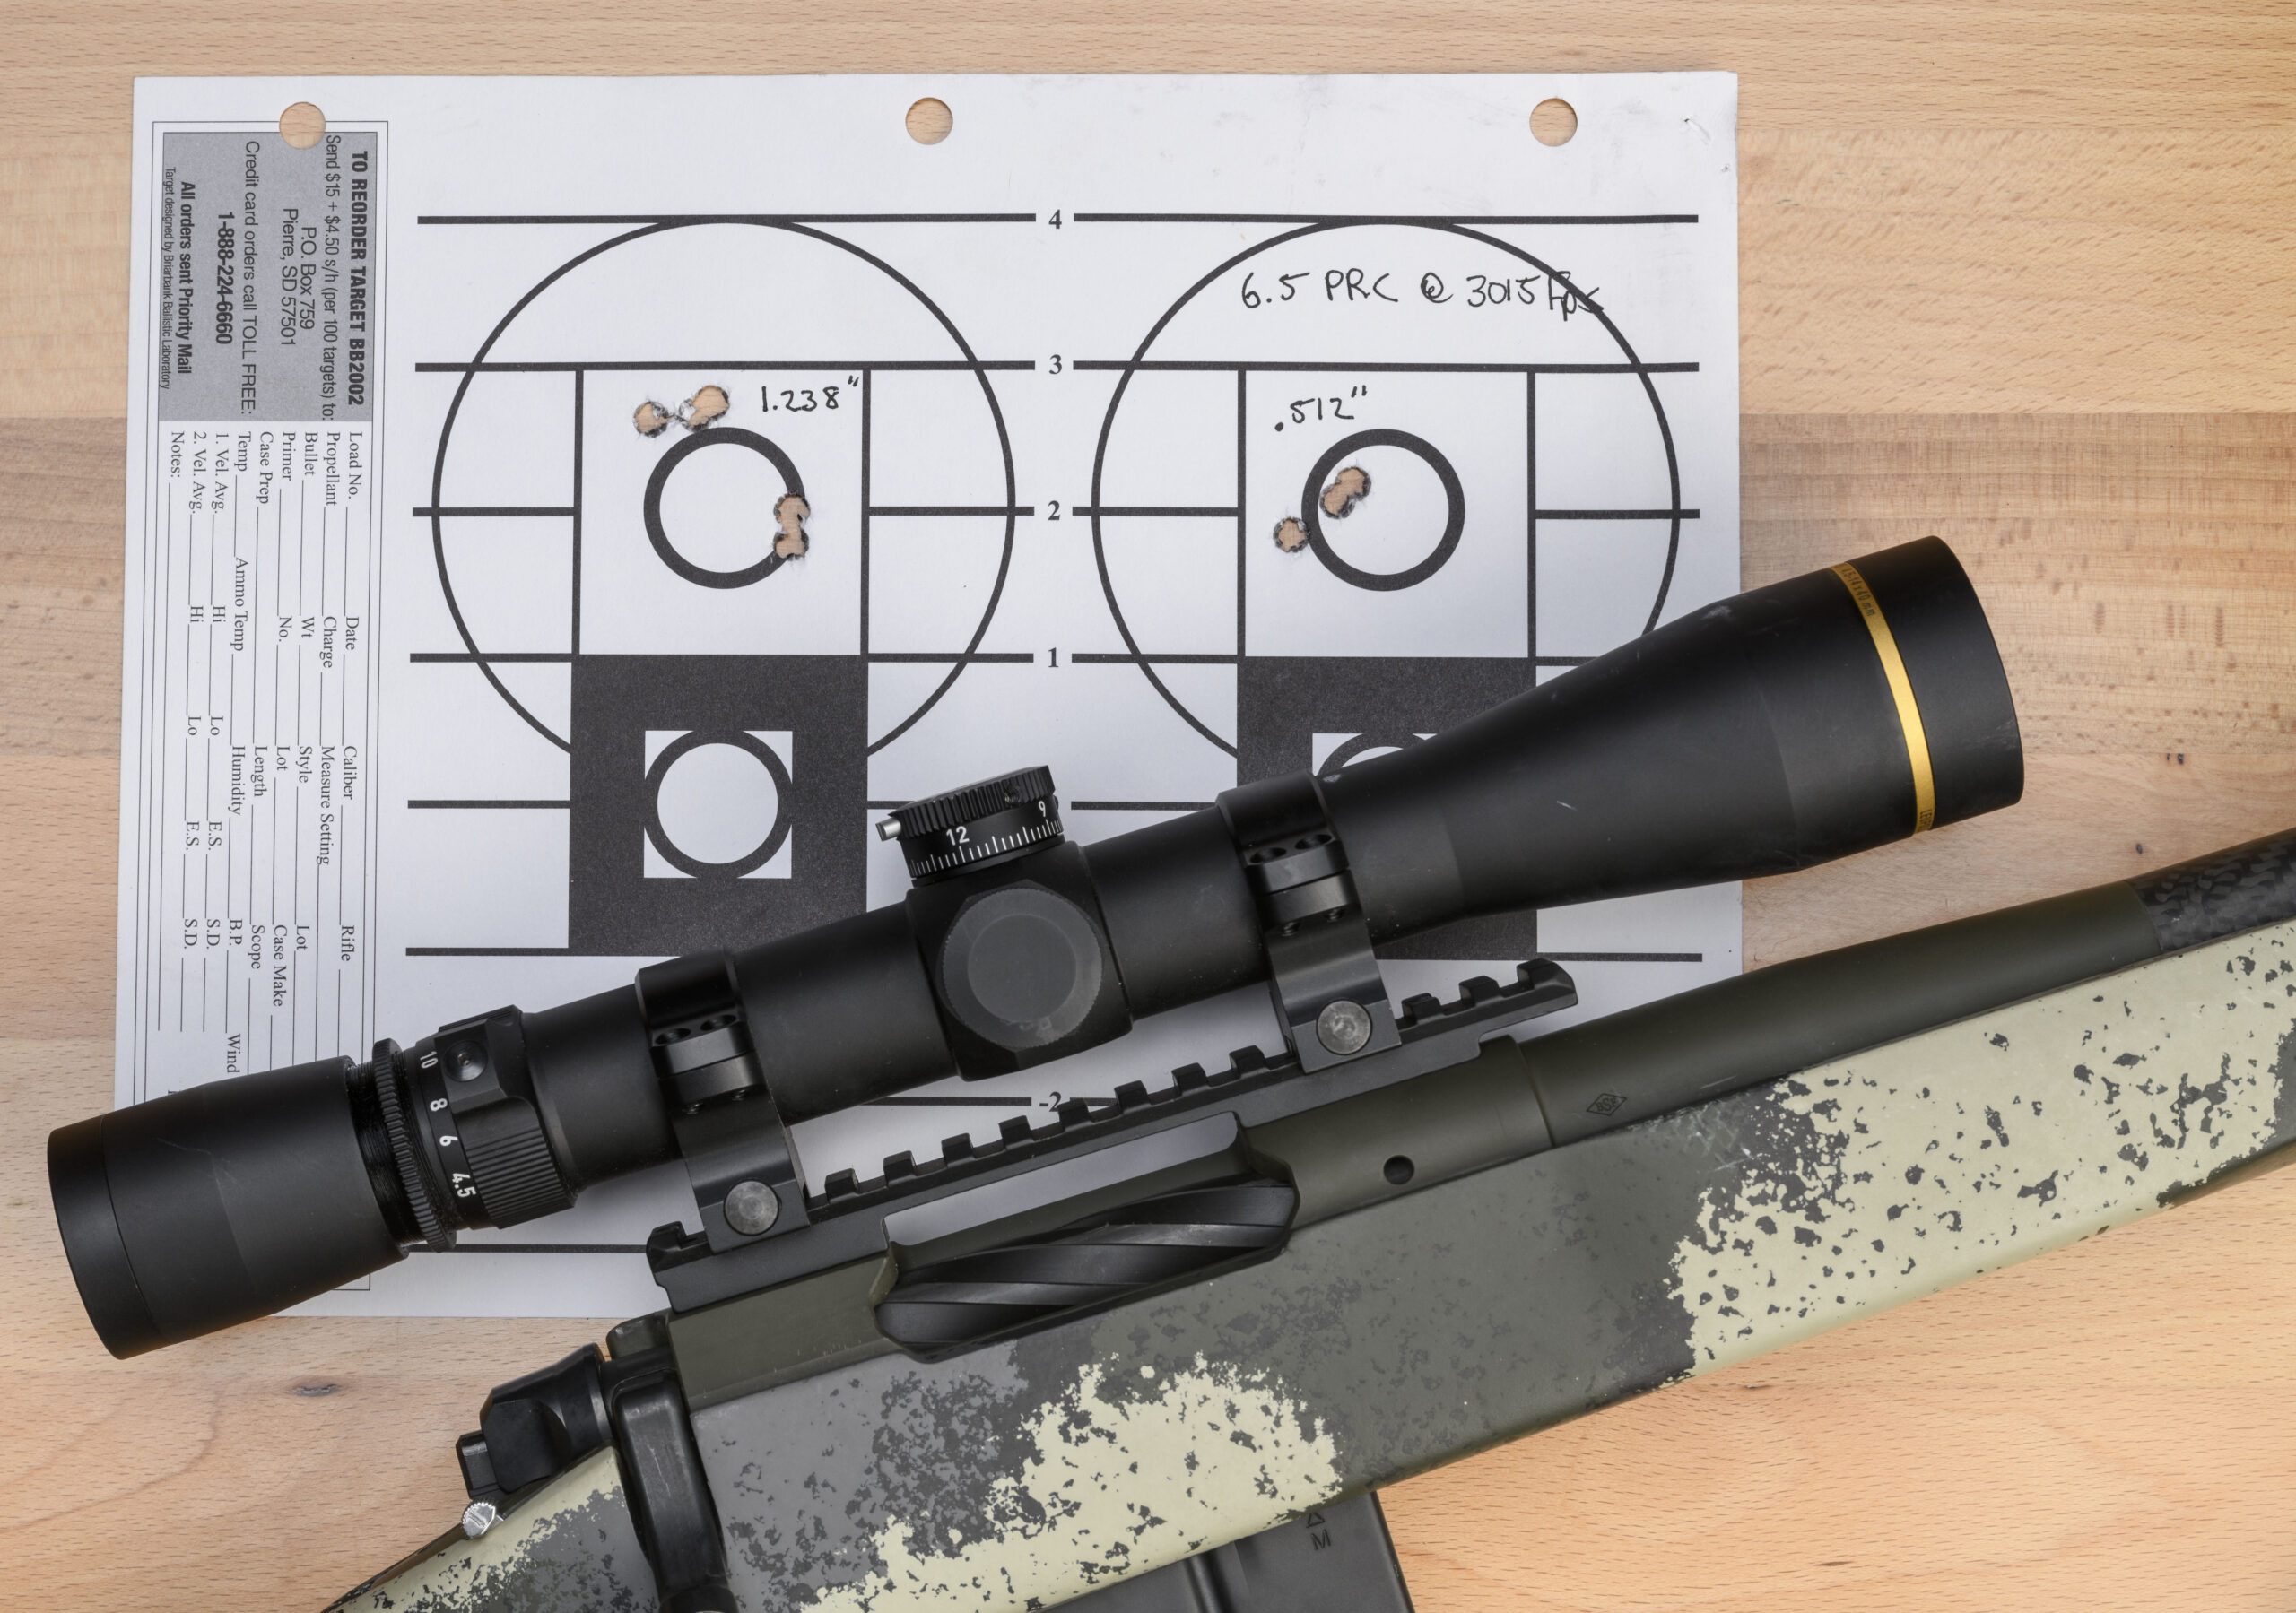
[643,428,807,590]
[1298,429,1465,593]
[643,728,794,880]
[1318,731,1425,776]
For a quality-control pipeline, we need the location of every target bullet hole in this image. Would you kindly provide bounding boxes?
[1384,1155,1415,1185]
[1274,463,1379,555]
[279,102,326,149]
[683,385,731,429]
[1319,464,1371,519]
[907,98,953,145]
[773,493,812,559]
[634,385,732,438]
[1530,98,1578,148]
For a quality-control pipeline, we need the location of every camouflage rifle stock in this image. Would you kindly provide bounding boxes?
[331,829,2296,1613]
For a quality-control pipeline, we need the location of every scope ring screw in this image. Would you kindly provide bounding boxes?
[461,1499,499,1539]
[1316,999,1374,1056]
[723,1179,781,1236]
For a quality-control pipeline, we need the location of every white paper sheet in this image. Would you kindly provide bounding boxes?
[117,74,1740,1316]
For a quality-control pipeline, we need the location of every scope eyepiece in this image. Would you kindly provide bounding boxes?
[52,538,2026,1357]
[49,1020,585,1357]
[50,1058,407,1357]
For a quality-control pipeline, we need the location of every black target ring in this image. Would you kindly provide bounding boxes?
[1318,731,1426,777]
[643,728,794,880]
[1298,429,1465,593]
[643,428,807,590]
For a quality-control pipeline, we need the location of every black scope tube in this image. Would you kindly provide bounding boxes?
[52,537,2027,1357]
[751,534,2024,1114]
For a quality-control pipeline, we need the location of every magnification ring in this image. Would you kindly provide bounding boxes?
[370,1042,456,1252]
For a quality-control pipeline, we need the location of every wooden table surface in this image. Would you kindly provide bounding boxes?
[3,5,2292,1609]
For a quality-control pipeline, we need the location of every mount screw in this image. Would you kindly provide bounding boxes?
[724,1179,781,1236]
[1316,999,1373,1056]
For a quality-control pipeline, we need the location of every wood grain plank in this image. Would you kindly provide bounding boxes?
[1741,133,2296,412]
[0,135,127,421]
[1,9,2292,1608]
[1736,412,2296,963]
[0,758,114,1041]
[1745,413,2296,759]
[0,1,2289,135]
[0,417,124,757]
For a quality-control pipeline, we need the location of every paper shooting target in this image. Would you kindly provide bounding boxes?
[415,221,1021,955]
[1088,221,1700,958]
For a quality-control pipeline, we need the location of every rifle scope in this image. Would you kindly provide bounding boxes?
[50,537,2022,1357]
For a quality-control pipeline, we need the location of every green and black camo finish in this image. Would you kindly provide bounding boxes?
[329,1448,657,1613]
[342,833,2296,1613]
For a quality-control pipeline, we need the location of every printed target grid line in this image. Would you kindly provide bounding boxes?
[1072,212,1700,225]
[405,215,1037,971]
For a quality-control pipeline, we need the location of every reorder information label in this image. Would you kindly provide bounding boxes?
[121,126,385,1105]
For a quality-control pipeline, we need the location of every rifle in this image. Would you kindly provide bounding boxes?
[51,538,2038,1607]
[324,822,2296,1613]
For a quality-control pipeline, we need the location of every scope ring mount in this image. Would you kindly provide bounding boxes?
[1218,773,1402,1072]
[638,950,812,1254]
